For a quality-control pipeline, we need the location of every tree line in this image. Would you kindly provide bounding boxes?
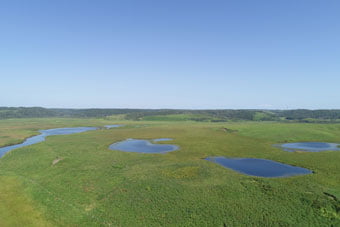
[1,107,340,122]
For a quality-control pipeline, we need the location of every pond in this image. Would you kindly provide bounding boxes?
[277,142,340,152]
[109,138,178,154]
[105,124,123,129]
[205,157,312,177]
[0,127,97,158]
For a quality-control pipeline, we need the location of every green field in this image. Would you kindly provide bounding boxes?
[0,118,339,226]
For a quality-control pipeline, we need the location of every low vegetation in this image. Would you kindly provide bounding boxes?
[0,118,339,226]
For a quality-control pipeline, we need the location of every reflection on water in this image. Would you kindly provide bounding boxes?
[278,142,340,152]
[109,138,178,153]
[105,125,123,129]
[205,156,312,177]
[0,127,97,158]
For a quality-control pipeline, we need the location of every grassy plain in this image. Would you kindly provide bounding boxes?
[0,118,339,226]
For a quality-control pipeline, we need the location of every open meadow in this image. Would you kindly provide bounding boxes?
[0,118,339,226]
[2,0,340,226]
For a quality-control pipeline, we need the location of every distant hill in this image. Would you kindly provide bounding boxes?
[0,107,142,119]
[1,107,340,122]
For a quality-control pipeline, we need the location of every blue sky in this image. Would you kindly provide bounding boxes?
[1,0,339,109]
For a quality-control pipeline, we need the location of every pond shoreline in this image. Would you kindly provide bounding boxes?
[0,127,98,158]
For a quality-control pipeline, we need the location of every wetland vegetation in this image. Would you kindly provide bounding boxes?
[0,127,97,158]
[0,115,339,226]
[2,0,339,226]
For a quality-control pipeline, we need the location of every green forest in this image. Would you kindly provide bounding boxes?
[1,107,340,122]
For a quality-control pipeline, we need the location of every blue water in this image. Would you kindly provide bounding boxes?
[0,127,97,158]
[278,142,340,152]
[109,138,178,153]
[205,157,312,177]
[105,124,123,129]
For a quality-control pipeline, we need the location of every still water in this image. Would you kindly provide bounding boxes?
[0,127,97,158]
[205,156,312,177]
[109,138,178,153]
[278,142,340,152]
[105,125,123,129]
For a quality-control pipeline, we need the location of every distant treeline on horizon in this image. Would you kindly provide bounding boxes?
[1,107,340,123]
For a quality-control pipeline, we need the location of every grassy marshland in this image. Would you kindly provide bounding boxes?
[0,118,339,226]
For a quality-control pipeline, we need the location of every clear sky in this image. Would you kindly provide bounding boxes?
[1,0,339,109]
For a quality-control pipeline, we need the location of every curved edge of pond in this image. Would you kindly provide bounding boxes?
[205,156,313,178]
[274,142,340,152]
[104,124,124,129]
[108,138,179,154]
[0,126,98,158]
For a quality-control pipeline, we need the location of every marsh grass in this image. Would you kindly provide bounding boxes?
[0,118,339,226]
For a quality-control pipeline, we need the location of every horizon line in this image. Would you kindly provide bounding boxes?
[1,106,340,111]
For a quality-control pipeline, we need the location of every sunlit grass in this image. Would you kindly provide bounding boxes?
[0,118,339,226]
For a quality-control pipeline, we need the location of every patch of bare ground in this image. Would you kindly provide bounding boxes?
[52,157,63,166]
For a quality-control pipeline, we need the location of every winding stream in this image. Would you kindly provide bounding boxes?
[0,127,97,158]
